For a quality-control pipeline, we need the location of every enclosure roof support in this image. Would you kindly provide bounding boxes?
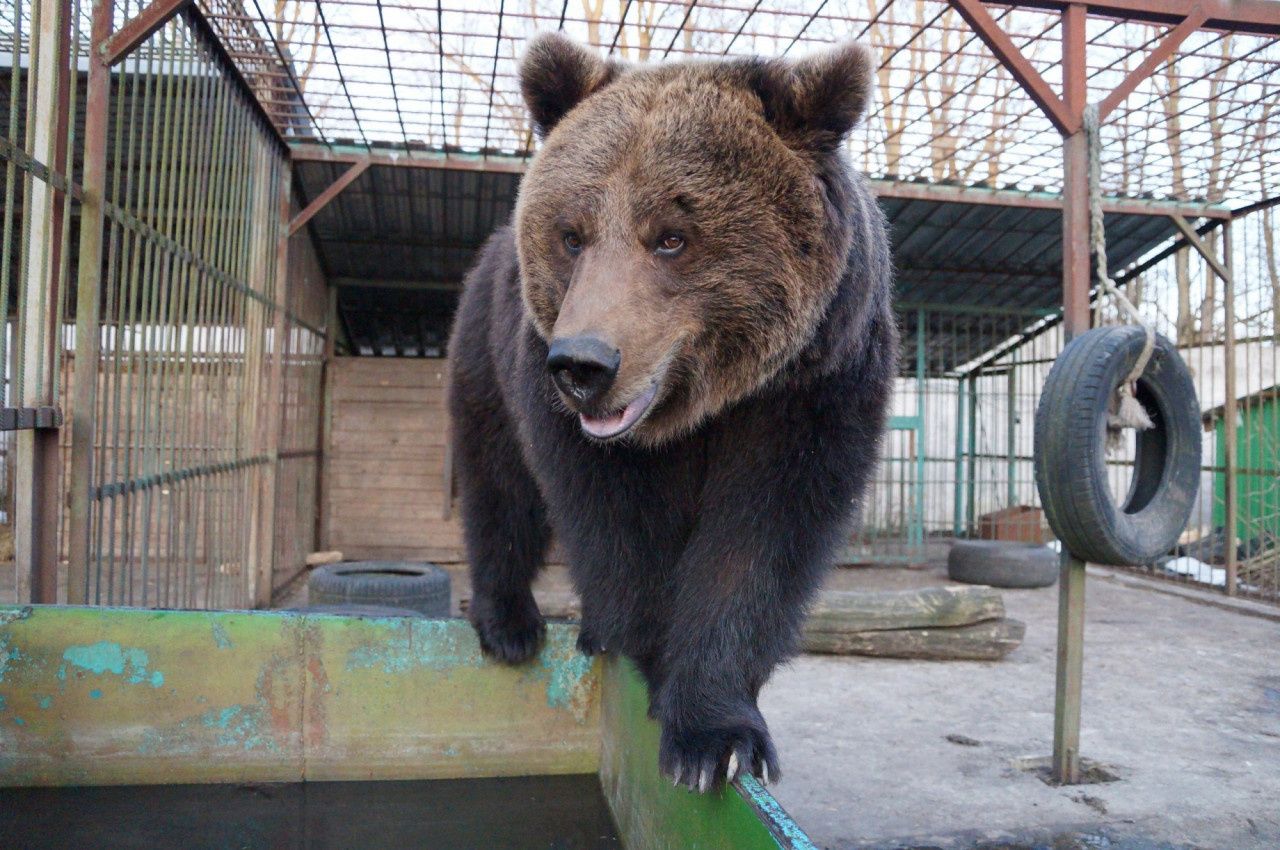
[99,0,190,66]
[288,159,370,237]
[1096,5,1208,121]
[1011,0,1280,36]
[948,0,1077,135]
[1168,215,1231,283]
[290,144,530,175]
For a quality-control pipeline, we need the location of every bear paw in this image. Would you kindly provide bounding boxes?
[469,594,545,665]
[659,718,780,794]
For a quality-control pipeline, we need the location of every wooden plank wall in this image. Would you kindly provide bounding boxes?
[325,357,464,563]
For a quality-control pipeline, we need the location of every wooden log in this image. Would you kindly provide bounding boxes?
[805,585,1005,633]
[802,618,1026,661]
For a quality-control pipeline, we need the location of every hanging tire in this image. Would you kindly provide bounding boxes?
[1034,325,1200,566]
[307,561,452,617]
[947,540,1059,588]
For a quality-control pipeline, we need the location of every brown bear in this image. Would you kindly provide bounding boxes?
[448,33,896,792]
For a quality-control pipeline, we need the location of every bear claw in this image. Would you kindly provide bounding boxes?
[659,719,780,794]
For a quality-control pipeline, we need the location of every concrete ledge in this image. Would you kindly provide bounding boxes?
[1085,565,1280,623]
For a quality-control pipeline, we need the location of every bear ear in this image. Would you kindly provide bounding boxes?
[751,41,874,153]
[520,32,618,138]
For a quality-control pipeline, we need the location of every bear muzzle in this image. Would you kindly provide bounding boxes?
[546,335,659,439]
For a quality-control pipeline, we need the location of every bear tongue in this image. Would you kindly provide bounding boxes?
[579,383,658,440]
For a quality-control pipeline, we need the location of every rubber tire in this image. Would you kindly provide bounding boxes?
[307,561,451,617]
[1034,326,1200,566]
[294,604,425,619]
[947,540,1059,588]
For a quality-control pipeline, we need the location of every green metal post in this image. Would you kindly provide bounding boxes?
[914,309,926,552]
[953,375,965,538]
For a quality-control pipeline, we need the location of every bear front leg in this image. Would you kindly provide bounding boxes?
[453,400,553,665]
[652,556,794,792]
[651,393,876,792]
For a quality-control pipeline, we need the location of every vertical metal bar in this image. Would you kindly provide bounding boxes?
[914,308,926,553]
[254,167,292,608]
[1222,221,1237,597]
[1007,364,1017,508]
[1053,1,1089,788]
[317,284,336,546]
[953,374,965,538]
[68,0,114,603]
[966,371,978,534]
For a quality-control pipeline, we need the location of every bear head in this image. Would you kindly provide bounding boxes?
[514,33,873,448]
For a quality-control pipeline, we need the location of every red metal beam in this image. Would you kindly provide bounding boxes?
[289,144,531,175]
[1008,0,1280,36]
[1097,6,1209,121]
[1060,3,1090,341]
[948,0,1078,135]
[288,159,370,237]
[871,179,1232,218]
[99,0,190,66]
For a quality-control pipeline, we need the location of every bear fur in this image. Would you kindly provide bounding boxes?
[448,33,897,792]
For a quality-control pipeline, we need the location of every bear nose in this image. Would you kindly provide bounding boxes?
[546,336,621,407]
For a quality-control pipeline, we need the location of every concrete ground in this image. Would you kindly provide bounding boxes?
[276,555,1280,850]
[763,561,1280,850]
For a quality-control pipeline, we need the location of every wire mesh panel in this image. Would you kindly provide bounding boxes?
[77,7,287,608]
[1107,210,1280,603]
[5,2,330,610]
[849,306,1062,564]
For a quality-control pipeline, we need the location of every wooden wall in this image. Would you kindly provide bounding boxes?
[324,357,464,563]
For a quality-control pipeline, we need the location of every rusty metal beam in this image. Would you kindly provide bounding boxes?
[100,0,190,66]
[288,158,369,237]
[948,0,1078,135]
[1097,6,1209,121]
[67,0,115,602]
[1053,1,1090,790]
[289,143,530,175]
[1169,214,1231,282]
[1009,0,1280,36]
[872,179,1232,219]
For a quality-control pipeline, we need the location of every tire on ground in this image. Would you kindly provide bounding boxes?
[947,540,1059,588]
[1034,325,1200,566]
[294,604,426,618]
[307,561,451,616]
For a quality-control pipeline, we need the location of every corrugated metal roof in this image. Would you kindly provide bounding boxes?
[301,165,1184,370]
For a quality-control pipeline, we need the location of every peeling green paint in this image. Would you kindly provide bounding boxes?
[344,619,482,674]
[37,696,51,710]
[12,717,24,726]
[0,695,6,711]
[89,690,102,699]
[210,622,234,650]
[61,642,164,688]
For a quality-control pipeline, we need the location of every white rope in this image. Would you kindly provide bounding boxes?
[1083,103,1155,444]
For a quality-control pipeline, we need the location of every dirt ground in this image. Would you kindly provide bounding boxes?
[761,560,1280,850]
[277,553,1280,850]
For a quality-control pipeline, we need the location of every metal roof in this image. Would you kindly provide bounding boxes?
[301,161,1198,368]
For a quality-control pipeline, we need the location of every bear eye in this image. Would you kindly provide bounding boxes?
[656,233,685,256]
[563,232,583,255]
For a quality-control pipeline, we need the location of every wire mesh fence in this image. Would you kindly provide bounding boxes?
[849,306,1063,564]
[0,0,328,609]
[855,209,1280,607]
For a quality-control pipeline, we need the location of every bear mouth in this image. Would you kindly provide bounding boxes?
[579,382,659,440]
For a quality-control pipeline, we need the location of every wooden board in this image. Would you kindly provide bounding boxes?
[0,607,599,786]
[804,585,1005,633]
[802,618,1027,661]
[326,358,464,562]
